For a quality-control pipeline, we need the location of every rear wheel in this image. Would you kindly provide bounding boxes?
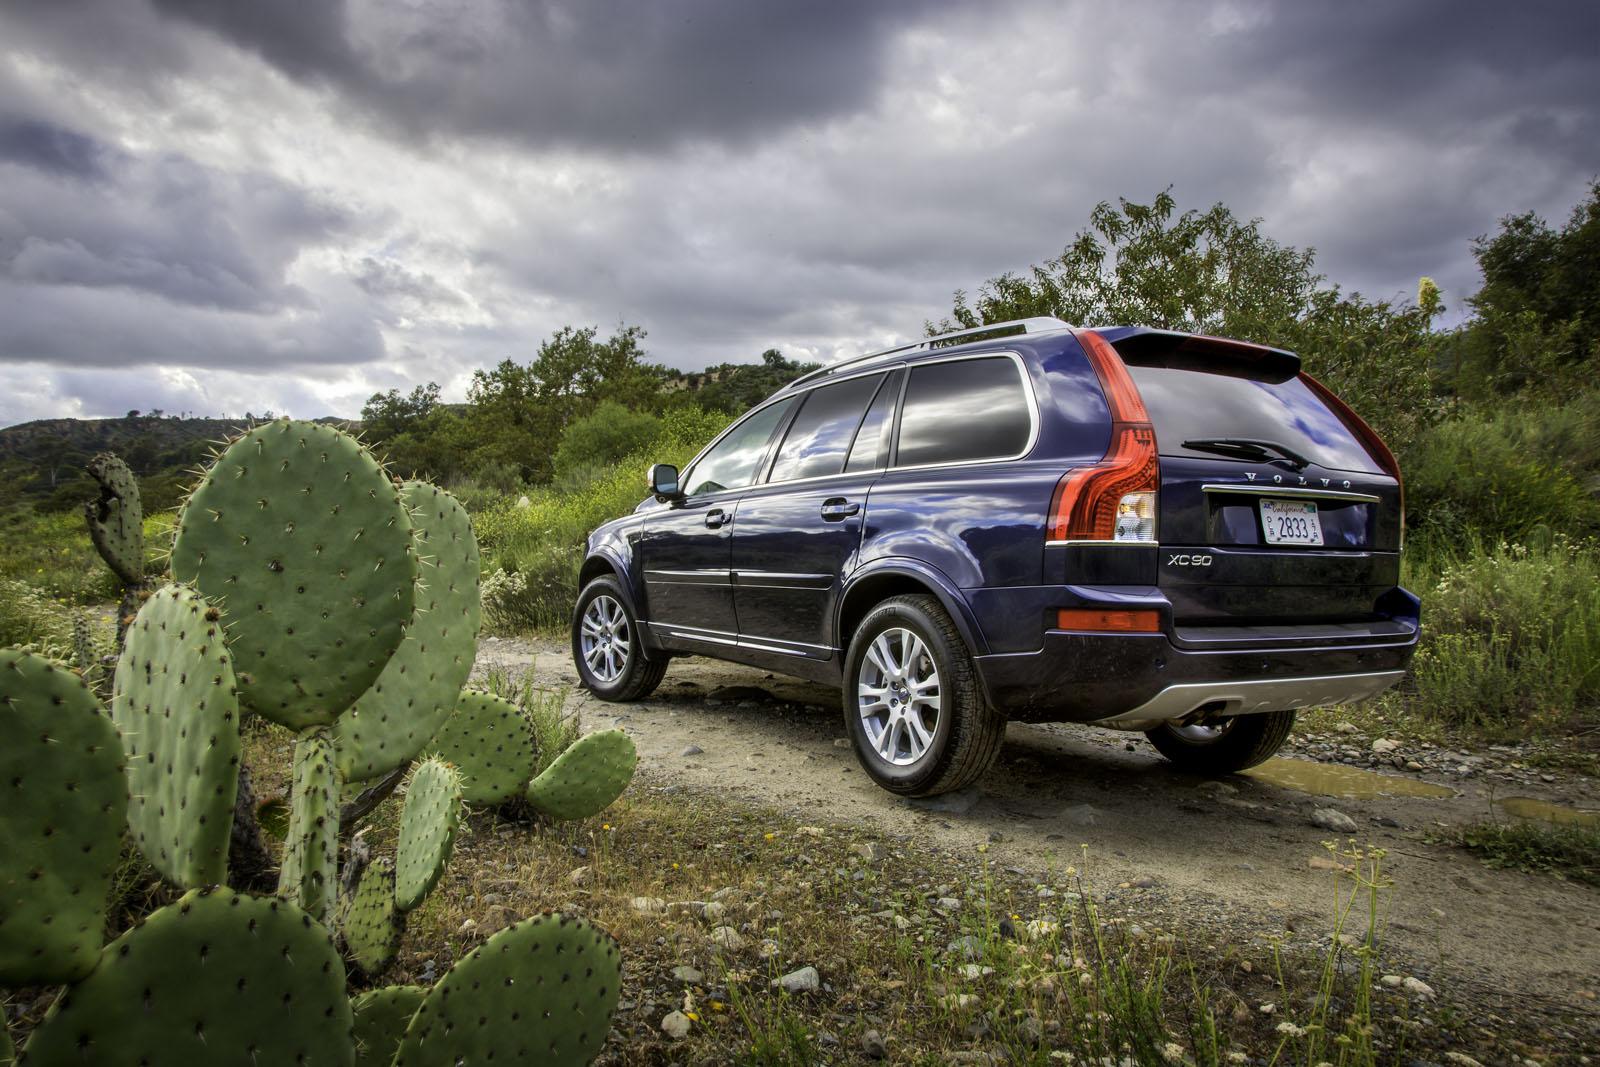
[1144,710,1295,774]
[571,576,667,701]
[843,594,1005,797]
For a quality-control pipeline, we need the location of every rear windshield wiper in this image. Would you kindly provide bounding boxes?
[1182,437,1312,470]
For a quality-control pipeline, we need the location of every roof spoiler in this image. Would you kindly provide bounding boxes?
[1093,327,1301,382]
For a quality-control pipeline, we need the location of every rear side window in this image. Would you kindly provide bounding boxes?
[895,356,1032,468]
[1124,366,1386,475]
[845,369,902,473]
[682,398,795,496]
[769,372,884,483]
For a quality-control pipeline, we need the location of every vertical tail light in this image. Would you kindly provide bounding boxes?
[1299,372,1405,547]
[1049,330,1159,543]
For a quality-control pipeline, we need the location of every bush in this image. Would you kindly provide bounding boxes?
[551,402,663,486]
[474,406,728,631]
[1394,536,1600,736]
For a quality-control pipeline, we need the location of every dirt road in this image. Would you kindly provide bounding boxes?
[482,636,1599,1018]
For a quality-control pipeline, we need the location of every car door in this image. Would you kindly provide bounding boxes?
[639,397,795,643]
[730,370,900,658]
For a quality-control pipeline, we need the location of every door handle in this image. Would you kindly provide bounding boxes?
[704,508,731,529]
[820,498,860,521]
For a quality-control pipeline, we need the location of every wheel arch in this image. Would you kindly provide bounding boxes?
[836,560,991,660]
[577,549,661,657]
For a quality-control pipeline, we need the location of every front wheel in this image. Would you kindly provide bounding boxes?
[571,576,667,701]
[1144,710,1296,774]
[843,594,1005,797]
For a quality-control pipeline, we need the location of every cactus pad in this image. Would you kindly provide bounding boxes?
[171,419,417,730]
[395,913,620,1066]
[111,584,241,888]
[1,1018,11,1067]
[351,985,426,1067]
[22,887,354,1067]
[84,452,144,585]
[344,857,401,976]
[336,481,481,781]
[278,728,340,922]
[525,729,638,821]
[394,758,461,912]
[426,689,535,806]
[0,649,126,986]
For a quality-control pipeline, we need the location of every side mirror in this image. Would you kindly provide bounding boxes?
[648,463,681,502]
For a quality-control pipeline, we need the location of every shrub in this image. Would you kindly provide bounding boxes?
[551,401,663,485]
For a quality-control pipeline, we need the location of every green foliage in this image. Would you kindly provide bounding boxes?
[525,729,638,821]
[678,348,820,415]
[394,758,463,912]
[0,577,79,658]
[475,405,728,630]
[394,913,621,1067]
[111,585,241,888]
[942,187,1442,449]
[172,420,418,730]
[0,649,126,986]
[22,888,355,1067]
[1453,820,1600,886]
[344,858,402,976]
[361,382,442,441]
[278,728,341,922]
[426,689,536,806]
[478,664,579,776]
[335,482,482,782]
[551,400,663,487]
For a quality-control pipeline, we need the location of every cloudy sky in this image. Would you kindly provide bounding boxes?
[1,0,1596,427]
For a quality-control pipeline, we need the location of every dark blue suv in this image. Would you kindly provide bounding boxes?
[572,318,1419,796]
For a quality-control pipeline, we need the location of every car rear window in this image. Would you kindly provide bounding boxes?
[895,356,1032,468]
[1124,365,1386,475]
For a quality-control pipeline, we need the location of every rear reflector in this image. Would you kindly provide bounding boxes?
[1049,330,1159,542]
[1056,608,1162,633]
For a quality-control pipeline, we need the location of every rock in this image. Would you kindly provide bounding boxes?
[757,938,780,959]
[484,905,519,930]
[680,744,704,757]
[568,866,592,886]
[852,841,883,862]
[939,993,980,1013]
[660,1010,691,1039]
[1402,976,1435,998]
[1380,974,1403,988]
[480,891,504,905]
[1195,780,1238,796]
[834,738,851,748]
[957,964,995,980]
[710,886,741,901]
[1443,1054,1484,1067]
[671,965,704,984]
[514,495,531,508]
[456,918,477,935]
[702,901,727,923]
[946,934,984,960]
[1061,803,1101,825]
[1130,875,1156,888]
[710,926,746,951]
[860,1030,887,1059]
[1371,738,1400,755]
[1022,919,1060,942]
[1311,807,1358,833]
[935,896,962,912]
[903,786,982,814]
[1335,722,1359,734]
[631,896,667,915]
[774,966,820,993]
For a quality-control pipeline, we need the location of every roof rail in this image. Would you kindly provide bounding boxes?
[787,316,1074,389]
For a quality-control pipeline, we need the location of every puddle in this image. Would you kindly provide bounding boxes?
[1496,796,1600,828]
[1244,758,1455,799]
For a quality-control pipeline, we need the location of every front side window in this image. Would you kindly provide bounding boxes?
[895,356,1032,467]
[768,373,885,483]
[681,398,794,497]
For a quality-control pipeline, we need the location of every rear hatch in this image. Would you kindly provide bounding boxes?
[1102,329,1407,637]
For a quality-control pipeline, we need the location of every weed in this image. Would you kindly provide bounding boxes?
[1451,820,1600,886]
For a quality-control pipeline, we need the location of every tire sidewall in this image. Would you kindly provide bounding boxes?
[843,599,959,794]
[571,577,644,700]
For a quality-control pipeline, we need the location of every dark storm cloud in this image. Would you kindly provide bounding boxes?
[147,0,962,151]
[0,117,111,181]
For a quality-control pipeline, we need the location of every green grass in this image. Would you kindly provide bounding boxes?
[477,663,579,776]
[1451,820,1600,886]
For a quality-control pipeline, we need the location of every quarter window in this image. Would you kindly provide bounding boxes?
[769,373,885,483]
[845,369,902,473]
[895,357,1032,467]
[681,398,795,497]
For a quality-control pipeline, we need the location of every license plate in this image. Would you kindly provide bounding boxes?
[1260,499,1323,545]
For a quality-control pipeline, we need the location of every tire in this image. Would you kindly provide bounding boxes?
[571,576,667,701]
[1144,710,1296,774]
[842,594,1006,797]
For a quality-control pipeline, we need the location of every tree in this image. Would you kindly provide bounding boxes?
[941,188,1442,448]
[551,401,663,486]
[360,383,442,442]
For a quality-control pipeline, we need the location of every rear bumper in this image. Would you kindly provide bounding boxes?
[973,621,1418,726]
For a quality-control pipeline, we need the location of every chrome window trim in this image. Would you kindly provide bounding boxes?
[1201,484,1381,504]
[1045,539,1159,548]
[886,350,1040,473]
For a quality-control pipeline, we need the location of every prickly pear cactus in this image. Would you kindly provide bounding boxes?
[111,584,241,888]
[84,452,144,586]
[171,419,417,730]
[0,649,127,986]
[394,758,461,912]
[525,729,638,821]
[394,913,621,1067]
[336,481,481,782]
[1,1018,11,1067]
[343,857,401,976]
[426,689,535,806]
[278,728,340,922]
[22,888,355,1067]
[351,985,426,1067]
